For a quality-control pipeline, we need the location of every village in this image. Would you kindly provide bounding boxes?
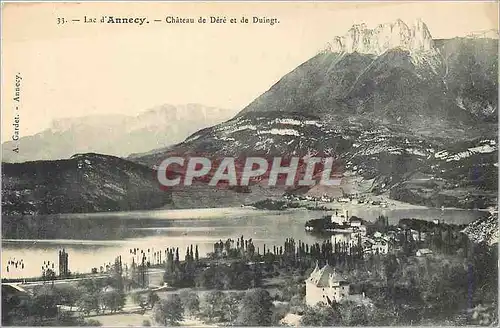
[3,203,497,327]
[305,209,440,258]
[283,193,391,208]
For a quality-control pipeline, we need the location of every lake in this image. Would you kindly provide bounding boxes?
[1,206,487,279]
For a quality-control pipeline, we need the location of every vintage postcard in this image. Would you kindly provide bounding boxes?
[1,1,498,326]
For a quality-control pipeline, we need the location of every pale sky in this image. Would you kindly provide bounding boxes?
[1,1,498,141]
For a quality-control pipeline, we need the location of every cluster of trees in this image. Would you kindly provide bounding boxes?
[211,235,258,259]
[251,199,288,210]
[164,259,264,290]
[195,261,263,289]
[3,255,130,326]
[299,241,497,326]
[75,257,126,315]
[164,236,268,289]
[74,277,126,315]
[343,241,498,325]
[131,291,160,313]
[300,301,373,326]
[152,288,278,326]
[397,217,471,255]
[252,198,330,211]
[2,283,108,326]
[163,245,201,288]
[163,234,374,289]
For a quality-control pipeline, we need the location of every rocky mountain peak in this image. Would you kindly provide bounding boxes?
[326,19,435,55]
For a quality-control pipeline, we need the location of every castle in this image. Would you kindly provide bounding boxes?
[305,263,350,306]
[330,209,367,249]
[330,209,349,225]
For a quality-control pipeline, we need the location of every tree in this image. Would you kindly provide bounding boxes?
[147,292,160,309]
[53,285,79,307]
[289,294,306,315]
[382,254,399,296]
[300,303,341,326]
[339,301,369,326]
[2,288,30,326]
[102,289,126,313]
[54,311,86,326]
[235,289,274,326]
[131,292,148,313]
[154,294,184,326]
[179,290,200,315]
[221,292,243,323]
[77,293,100,316]
[75,278,107,315]
[44,268,57,282]
[369,304,398,326]
[77,279,105,295]
[29,286,59,320]
[281,277,304,302]
[200,291,225,322]
[271,302,289,326]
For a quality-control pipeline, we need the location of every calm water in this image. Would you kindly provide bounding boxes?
[1,206,487,278]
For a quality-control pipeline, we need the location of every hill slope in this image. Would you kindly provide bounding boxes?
[462,213,499,245]
[2,153,172,215]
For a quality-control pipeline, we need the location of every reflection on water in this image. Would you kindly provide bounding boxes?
[1,207,486,278]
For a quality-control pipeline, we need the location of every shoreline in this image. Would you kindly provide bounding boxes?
[2,196,494,218]
[262,198,490,213]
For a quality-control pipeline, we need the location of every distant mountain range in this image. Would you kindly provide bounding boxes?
[2,104,235,163]
[2,19,498,214]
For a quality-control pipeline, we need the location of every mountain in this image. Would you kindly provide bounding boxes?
[2,104,235,163]
[237,20,497,129]
[434,37,498,122]
[326,19,436,56]
[132,20,498,209]
[1,153,172,215]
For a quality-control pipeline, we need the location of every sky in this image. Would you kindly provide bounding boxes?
[1,1,498,141]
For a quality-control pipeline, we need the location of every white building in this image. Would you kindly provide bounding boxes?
[305,263,350,306]
[320,195,333,202]
[330,215,367,249]
[363,237,389,255]
[330,209,349,225]
[349,217,362,227]
[416,248,433,257]
[349,217,367,236]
